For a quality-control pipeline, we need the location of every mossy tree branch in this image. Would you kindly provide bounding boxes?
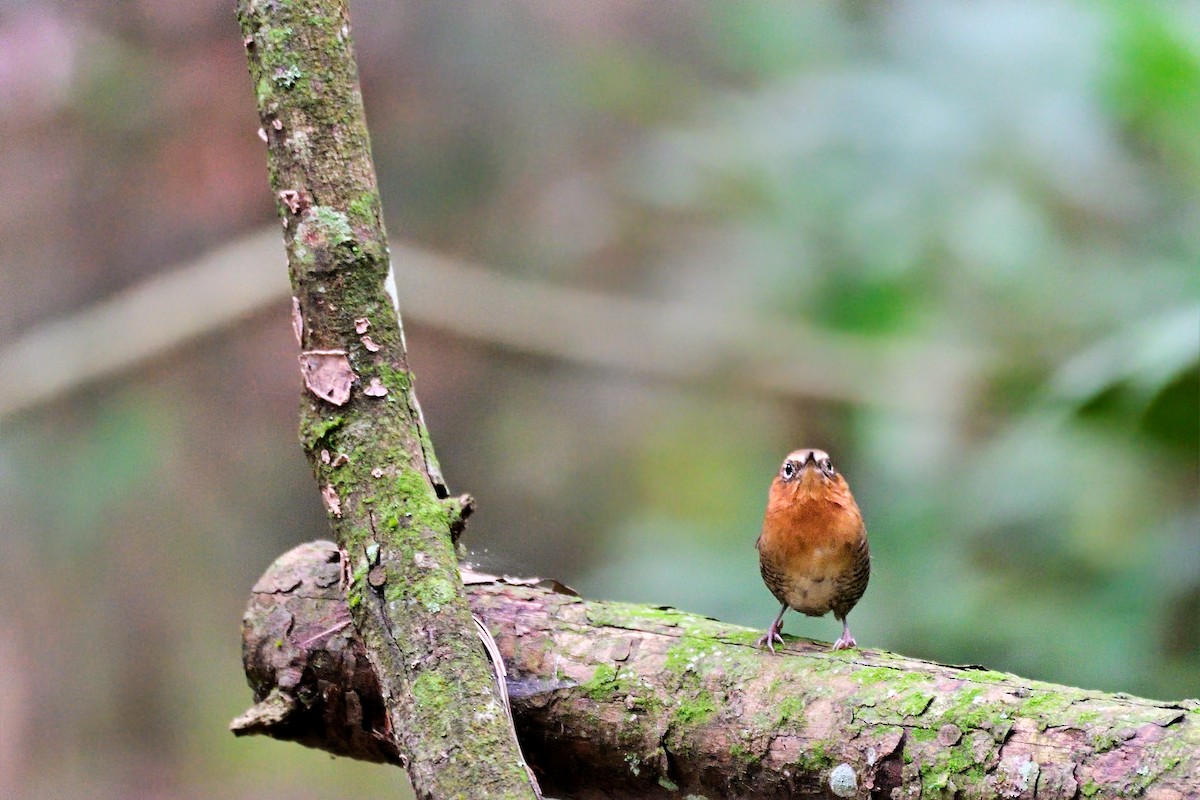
[237,542,1200,800]
[235,2,537,798]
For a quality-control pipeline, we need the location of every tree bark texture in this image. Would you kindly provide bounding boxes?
[235,543,1199,800]
[236,2,536,797]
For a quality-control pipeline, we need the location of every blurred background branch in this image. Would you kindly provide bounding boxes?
[0,233,285,420]
[0,229,982,420]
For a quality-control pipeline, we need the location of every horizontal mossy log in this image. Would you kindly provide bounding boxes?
[236,542,1200,800]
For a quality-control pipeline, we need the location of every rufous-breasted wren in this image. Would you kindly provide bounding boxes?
[756,449,870,653]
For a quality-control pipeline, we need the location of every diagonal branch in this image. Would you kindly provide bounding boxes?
[235,1,538,797]
[237,542,1200,800]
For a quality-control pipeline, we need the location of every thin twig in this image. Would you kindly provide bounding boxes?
[474,614,543,800]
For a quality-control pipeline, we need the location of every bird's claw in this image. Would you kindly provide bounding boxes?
[831,632,857,651]
[756,630,784,654]
[757,623,785,655]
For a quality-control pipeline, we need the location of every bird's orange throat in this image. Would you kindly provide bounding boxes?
[770,473,855,510]
[761,473,864,551]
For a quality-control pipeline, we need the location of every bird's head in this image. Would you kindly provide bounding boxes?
[775,448,847,496]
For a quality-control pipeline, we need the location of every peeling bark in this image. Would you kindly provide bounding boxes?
[235,2,537,797]
[237,542,1200,800]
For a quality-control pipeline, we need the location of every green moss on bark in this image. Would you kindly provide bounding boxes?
[583,664,622,700]
[673,690,716,727]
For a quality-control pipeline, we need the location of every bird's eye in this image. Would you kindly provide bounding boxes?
[820,459,835,476]
[781,461,797,481]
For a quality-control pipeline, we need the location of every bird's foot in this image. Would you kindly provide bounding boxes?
[756,621,785,654]
[831,621,857,651]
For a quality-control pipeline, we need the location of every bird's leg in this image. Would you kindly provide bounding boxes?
[832,617,857,651]
[756,603,788,654]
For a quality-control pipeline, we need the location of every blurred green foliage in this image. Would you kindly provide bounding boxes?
[415,0,1199,701]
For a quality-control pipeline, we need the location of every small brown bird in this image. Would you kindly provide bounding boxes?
[756,448,870,653]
